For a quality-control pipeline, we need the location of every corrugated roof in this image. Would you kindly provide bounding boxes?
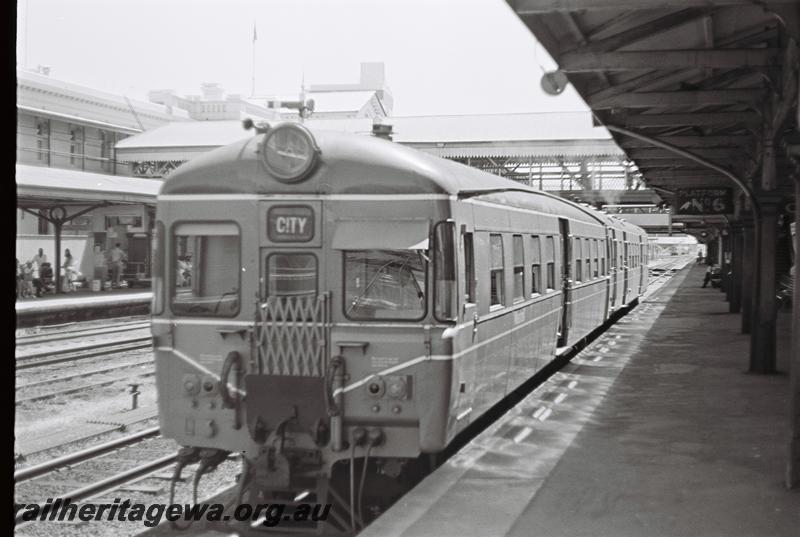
[114,112,620,161]
[309,91,376,113]
[114,118,376,160]
[389,112,611,143]
[116,120,250,149]
[16,164,160,204]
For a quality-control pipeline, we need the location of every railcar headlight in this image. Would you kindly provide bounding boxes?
[260,123,320,183]
[386,376,408,400]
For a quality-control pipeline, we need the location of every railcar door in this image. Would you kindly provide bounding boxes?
[247,201,330,444]
[557,218,571,347]
[622,232,629,304]
[608,229,616,312]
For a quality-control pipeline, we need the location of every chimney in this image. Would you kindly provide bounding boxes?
[372,118,393,141]
[201,82,224,100]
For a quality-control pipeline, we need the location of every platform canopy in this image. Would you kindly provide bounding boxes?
[16,164,160,208]
[506,0,799,205]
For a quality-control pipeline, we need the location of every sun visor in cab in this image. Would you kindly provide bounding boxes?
[332,220,430,250]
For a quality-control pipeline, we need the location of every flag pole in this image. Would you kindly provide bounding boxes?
[251,20,257,97]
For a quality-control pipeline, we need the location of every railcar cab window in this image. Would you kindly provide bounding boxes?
[489,234,505,308]
[267,253,317,297]
[434,222,457,321]
[171,222,240,317]
[463,232,476,304]
[344,250,427,320]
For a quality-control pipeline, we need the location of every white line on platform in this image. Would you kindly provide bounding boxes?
[538,408,553,421]
[567,380,578,389]
[532,407,546,419]
[513,427,533,444]
[554,393,568,404]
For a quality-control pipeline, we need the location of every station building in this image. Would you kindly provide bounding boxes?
[15,66,190,281]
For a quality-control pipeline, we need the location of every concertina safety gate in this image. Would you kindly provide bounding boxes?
[256,293,332,377]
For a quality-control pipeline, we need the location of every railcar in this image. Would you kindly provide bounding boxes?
[151,121,648,532]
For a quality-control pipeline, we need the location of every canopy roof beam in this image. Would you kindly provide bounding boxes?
[561,49,777,72]
[513,0,798,14]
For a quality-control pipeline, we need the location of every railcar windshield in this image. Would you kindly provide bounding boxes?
[344,250,427,320]
[171,223,240,317]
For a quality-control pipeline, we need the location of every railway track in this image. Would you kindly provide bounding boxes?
[16,368,155,406]
[16,320,150,345]
[14,429,175,527]
[16,324,153,369]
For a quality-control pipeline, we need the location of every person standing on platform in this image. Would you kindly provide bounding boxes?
[702,263,715,288]
[109,243,127,288]
[93,244,108,290]
[30,248,47,267]
[16,259,24,299]
[29,248,47,296]
[62,248,78,292]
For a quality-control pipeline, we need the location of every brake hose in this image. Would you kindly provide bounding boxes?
[219,351,242,429]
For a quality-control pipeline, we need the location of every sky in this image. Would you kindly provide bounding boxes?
[16,0,590,116]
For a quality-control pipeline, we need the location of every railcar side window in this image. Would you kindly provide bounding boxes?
[464,232,475,303]
[545,236,556,290]
[489,234,505,307]
[434,222,457,321]
[172,223,240,317]
[267,253,317,297]
[512,235,524,302]
[151,220,164,315]
[344,250,426,320]
[585,239,591,281]
[530,235,541,295]
[574,238,582,283]
[601,242,606,276]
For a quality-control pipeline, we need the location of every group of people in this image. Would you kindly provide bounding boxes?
[15,243,128,299]
[16,248,52,298]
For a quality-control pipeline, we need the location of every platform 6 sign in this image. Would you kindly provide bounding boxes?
[675,188,733,215]
[267,205,315,242]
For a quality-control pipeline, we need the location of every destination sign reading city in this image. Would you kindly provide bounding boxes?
[267,205,315,242]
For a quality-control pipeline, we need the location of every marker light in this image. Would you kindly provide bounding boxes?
[260,122,320,183]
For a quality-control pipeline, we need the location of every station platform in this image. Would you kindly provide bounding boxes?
[15,288,152,328]
[363,264,799,537]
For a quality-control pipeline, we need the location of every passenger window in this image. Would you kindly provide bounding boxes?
[585,239,591,281]
[512,235,524,302]
[593,239,599,278]
[464,232,475,304]
[489,234,505,307]
[530,235,541,295]
[545,236,556,290]
[574,238,582,283]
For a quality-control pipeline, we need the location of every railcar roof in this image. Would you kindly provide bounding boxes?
[160,126,644,232]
